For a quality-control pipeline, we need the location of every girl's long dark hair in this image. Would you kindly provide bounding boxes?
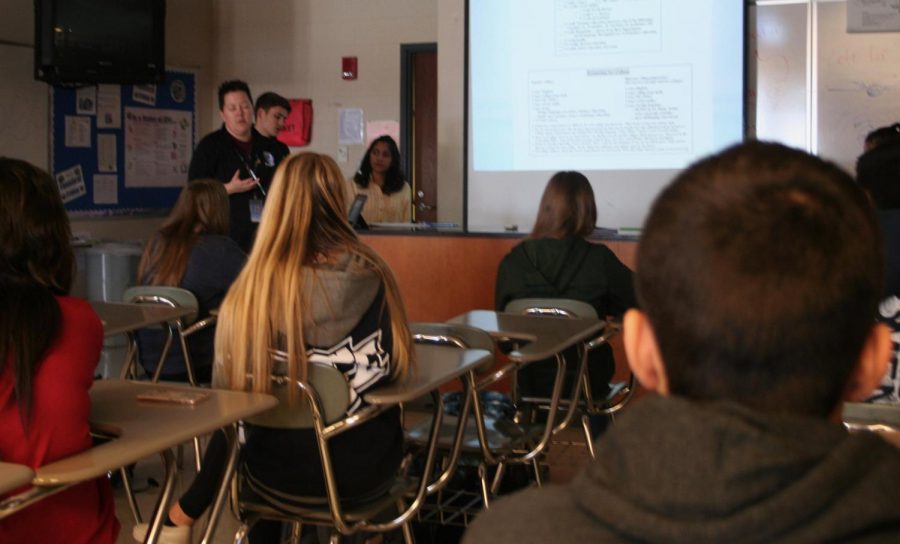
[352,135,407,195]
[0,158,74,421]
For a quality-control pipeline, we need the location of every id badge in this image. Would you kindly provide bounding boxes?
[249,198,264,223]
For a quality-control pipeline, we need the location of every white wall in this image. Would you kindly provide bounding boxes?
[436,0,465,223]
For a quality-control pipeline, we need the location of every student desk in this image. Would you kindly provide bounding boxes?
[90,300,193,337]
[202,342,494,541]
[91,300,194,381]
[448,309,605,376]
[444,310,607,500]
[843,402,900,431]
[0,463,36,521]
[17,380,276,544]
[0,463,35,504]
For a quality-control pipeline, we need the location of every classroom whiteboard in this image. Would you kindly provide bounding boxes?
[750,1,900,174]
[817,1,900,171]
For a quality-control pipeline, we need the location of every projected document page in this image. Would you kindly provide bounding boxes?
[470,0,743,172]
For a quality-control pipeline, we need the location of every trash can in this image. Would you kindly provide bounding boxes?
[85,242,143,352]
[85,242,143,302]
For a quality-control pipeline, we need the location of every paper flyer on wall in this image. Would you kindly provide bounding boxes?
[64,116,91,148]
[124,107,193,187]
[93,174,118,204]
[55,164,86,203]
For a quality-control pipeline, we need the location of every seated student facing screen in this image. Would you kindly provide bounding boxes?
[0,158,119,543]
[135,179,246,382]
[464,141,900,543]
[857,136,900,402]
[132,152,415,544]
[495,171,635,418]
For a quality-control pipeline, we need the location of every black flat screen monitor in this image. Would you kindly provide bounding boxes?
[34,0,166,85]
[348,194,368,230]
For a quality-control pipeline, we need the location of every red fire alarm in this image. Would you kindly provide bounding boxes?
[342,57,358,80]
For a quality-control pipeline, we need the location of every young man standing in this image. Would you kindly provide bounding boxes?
[253,91,291,160]
[188,80,287,252]
[464,141,900,542]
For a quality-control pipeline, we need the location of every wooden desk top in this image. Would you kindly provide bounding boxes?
[90,301,193,337]
[0,462,34,495]
[33,380,277,486]
[447,310,605,363]
[363,344,493,405]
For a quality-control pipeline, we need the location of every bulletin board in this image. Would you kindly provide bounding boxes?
[50,69,196,215]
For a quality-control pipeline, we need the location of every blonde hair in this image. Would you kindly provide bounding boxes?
[138,179,230,285]
[214,152,414,399]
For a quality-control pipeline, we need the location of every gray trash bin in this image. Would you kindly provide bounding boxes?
[85,242,143,352]
[85,242,143,302]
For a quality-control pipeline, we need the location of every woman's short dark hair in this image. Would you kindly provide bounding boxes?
[637,141,883,416]
[530,171,597,239]
[352,135,406,195]
[0,157,74,420]
[218,79,252,111]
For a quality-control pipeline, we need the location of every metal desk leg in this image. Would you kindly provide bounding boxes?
[145,448,177,544]
[200,425,239,544]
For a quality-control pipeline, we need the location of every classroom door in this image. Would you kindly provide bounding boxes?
[401,44,437,223]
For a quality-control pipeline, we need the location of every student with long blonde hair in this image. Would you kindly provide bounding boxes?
[134,152,414,543]
[135,179,245,382]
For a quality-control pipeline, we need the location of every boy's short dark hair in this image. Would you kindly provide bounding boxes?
[637,141,883,416]
[254,92,291,114]
[217,80,252,111]
[865,123,900,151]
[857,139,900,210]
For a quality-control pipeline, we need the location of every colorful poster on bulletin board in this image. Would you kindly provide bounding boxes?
[50,68,197,215]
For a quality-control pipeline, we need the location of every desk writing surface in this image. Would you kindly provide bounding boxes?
[0,462,34,495]
[843,402,900,429]
[448,310,605,363]
[33,380,277,485]
[89,301,193,337]
[363,344,493,405]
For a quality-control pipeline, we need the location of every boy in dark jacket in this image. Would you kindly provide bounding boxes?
[465,142,900,543]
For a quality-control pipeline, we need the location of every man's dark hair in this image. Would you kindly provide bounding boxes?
[637,141,883,416]
[857,139,900,210]
[217,80,252,111]
[255,92,291,114]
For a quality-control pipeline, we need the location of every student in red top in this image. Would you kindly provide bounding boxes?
[0,157,119,543]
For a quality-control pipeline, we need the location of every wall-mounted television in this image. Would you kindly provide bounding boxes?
[34,0,166,85]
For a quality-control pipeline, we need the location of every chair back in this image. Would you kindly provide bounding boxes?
[123,285,200,325]
[244,353,351,429]
[504,298,598,319]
